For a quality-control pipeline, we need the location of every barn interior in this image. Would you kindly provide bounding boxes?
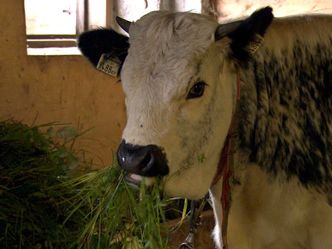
[0,1,331,249]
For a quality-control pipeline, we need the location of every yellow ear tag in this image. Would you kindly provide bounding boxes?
[96,53,121,77]
[247,34,264,55]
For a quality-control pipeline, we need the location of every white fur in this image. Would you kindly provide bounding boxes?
[210,165,332,249]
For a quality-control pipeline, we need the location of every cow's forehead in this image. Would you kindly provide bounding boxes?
[121,11,218,95]
[130,11,217,44]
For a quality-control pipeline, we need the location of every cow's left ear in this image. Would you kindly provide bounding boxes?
[216,6,274,62]
[78,28,129,76]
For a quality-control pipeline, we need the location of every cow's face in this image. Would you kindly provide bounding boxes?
[78,8,273,199]
[120,13,238,199]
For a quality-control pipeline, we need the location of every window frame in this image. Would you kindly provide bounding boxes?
[25,0,88,54]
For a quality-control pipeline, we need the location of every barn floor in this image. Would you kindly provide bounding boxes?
[168,211,216,249]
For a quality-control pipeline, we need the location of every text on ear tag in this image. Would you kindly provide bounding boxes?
[247,34,264,55]
[96,53,121,77]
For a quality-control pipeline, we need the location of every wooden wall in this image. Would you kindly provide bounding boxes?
[0,0,126,167]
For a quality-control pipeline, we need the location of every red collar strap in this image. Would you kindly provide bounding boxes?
[211,71,241,249]
[211,134,232,186]
[211,69,241,184]
[221,147,232,249]
[211,134,233,249]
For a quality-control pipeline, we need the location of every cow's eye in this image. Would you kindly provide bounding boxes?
[187,81,207,99]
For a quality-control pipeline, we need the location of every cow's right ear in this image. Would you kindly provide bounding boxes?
[78,29,129,76]
[215,6,273,64]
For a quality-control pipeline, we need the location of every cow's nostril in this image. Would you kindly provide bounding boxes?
[117,140,169,177]
[141,153,152,168]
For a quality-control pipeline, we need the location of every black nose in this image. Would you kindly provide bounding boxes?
[117,140,169,177]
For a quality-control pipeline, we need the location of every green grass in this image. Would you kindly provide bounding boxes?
[0,120,175,249]
[61,165,169,249]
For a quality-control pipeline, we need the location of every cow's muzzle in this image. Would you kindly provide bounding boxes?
[117,140,169,177]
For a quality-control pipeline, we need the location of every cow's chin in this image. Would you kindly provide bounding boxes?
[163,165,216,200]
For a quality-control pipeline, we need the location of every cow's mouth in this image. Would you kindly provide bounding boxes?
[125,173,143,188]
[125,173,155,188]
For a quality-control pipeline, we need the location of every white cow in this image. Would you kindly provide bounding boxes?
[79,7,332,249]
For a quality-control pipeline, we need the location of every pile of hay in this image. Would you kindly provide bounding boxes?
[0,120,174,249]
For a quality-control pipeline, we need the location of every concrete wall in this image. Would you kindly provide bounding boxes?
[0,0,126,167]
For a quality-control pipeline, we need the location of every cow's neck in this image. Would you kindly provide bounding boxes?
[210,39,332,248]
[234,40,332,196]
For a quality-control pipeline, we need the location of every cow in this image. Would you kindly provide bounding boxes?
[78,7,332,249]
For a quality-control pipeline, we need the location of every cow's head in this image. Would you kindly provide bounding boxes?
[78,7,273,199]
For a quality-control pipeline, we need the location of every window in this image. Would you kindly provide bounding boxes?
[25,0,107,55]
[24,0,203,56]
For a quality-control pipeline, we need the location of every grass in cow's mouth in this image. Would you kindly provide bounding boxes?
[0,120,176,249]
[63,165,169,249]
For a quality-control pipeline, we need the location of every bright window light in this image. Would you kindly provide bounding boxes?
[25,0,77,35]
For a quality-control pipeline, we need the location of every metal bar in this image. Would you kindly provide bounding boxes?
[76,0,87,34]
[27,35,77,39]
[179,197,207,249]
[27,39,77,48]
